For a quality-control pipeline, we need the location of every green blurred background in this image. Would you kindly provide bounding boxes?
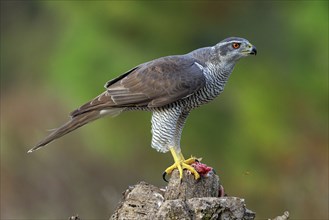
[1,1,328,219]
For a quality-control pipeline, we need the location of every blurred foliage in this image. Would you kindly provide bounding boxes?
[1,1,328,219]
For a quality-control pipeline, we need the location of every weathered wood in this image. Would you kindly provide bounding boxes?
[110,169,256,220]
[165,168,220,200]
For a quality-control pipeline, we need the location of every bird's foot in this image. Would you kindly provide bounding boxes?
[163,148,201,182]
[164,157,201,179]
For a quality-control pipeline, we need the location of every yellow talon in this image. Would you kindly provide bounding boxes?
[163,147,201,181]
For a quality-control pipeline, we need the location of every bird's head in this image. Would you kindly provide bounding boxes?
[213,37,257,63]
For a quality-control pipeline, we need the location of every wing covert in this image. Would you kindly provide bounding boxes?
[70,55,206,117]
[107,55,206,108]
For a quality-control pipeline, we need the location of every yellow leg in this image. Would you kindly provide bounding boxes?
[164,147,200,180]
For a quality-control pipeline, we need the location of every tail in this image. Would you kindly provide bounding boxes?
[28,108,122,153]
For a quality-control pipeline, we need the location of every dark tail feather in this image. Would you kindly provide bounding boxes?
[28,110,103,153]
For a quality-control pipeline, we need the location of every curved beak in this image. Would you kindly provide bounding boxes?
[249,45,257,55]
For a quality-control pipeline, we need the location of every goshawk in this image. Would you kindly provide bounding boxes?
[29,37,257,180]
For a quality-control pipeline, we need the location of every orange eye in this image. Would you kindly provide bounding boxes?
[232,43,240,49]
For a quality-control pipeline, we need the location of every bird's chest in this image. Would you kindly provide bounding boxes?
[195,82,223,104]
[184,69,230,109]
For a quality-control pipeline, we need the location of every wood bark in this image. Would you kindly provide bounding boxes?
[110,170,256,220]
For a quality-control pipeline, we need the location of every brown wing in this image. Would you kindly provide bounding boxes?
[71,55,206,117]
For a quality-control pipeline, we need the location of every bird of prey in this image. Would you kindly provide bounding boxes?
[29,37,257,180]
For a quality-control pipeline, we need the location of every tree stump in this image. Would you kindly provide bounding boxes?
[110,169,255,219]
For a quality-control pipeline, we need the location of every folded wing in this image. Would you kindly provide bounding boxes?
[71,55,206,117]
